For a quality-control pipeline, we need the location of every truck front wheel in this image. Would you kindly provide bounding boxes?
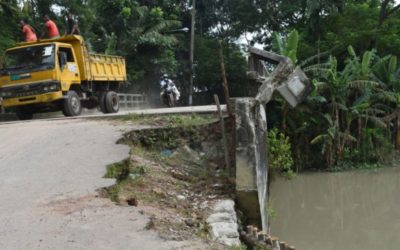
[16,107,33,120]
[63,90,82,117]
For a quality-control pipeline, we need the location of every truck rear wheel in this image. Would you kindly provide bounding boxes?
[99,92,107,113]
[105,91,120,113]
[16,107,33,120]
[99,91,119,113]
[63,90,82,117]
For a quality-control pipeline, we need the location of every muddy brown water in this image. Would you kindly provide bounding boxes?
[270,167,400,250]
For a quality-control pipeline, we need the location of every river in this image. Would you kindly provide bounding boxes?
[270,167,400,250]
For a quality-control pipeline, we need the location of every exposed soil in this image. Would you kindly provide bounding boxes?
[99,116,237,249]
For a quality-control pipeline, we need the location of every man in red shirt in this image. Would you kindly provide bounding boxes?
[41,15,60,39]
[20,20,37,42]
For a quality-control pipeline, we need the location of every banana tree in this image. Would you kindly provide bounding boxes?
[372,54,400,149]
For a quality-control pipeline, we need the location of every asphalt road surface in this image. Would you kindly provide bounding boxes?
[0,106,220,250]
[0,105,225,124]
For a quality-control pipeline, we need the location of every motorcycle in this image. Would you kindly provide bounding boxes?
[160,78,180,107]
[161,88,176,107]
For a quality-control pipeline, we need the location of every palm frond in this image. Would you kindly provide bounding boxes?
[286,30,299,63]
[138,32,177,46]
[272,32,284,55]
[348,80,381,89]
[361,50,375,76]
[300,49,334,67]
[388,56,397,76]
[373,91,399,103]
[352,92,371,107]
[365,107,386,115]
[311,134,330,145]
[303,63,331,72]
[328,102,348,111]
[360,115,387,128]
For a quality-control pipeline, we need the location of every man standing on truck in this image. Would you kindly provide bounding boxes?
[65,12,80,35]
[20,19,37,42]
[41,14,60,39]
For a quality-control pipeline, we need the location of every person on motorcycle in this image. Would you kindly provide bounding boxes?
[160,74,180,102]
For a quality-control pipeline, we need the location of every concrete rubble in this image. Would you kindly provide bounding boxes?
[206,199,241,247]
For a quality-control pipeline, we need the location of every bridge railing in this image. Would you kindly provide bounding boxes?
[0,93,147,115]
[118,93,147,109]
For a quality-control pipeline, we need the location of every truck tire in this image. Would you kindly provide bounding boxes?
[99,92,107,113]
[105,91,120,113]
[63,90,82,117]
[16,107,33,120]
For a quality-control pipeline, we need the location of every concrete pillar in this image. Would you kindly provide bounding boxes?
[231,98,268,231]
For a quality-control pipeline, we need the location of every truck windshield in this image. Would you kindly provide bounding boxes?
[0,45,55,76]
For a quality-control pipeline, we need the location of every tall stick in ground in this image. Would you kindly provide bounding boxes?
[218,41,232,115]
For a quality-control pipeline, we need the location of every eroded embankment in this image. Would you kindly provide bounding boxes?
[99,115,241,248]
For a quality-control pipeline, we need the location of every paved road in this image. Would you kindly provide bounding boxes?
[0,105,225,125]
[0,114,212,249]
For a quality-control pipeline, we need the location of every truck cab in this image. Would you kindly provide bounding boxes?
[0,35,126,120]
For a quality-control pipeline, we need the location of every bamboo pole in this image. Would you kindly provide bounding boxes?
[218,41,232,115]
[214,94,230,174]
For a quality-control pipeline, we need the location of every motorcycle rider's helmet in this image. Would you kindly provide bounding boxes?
[162,74,168,79]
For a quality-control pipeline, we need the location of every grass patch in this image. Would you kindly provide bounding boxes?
[102,159,148,203]
[166,114,215,127]
[107,113,216,128]
[104,160,131,180]
[122,123,210,151]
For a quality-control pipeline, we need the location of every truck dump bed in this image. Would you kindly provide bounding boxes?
[87,53,126,82]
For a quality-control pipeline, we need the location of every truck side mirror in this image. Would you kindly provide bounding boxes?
[59,52,67,71]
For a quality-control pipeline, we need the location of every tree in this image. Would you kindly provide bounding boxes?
[193,37,247,104]
[88,0,181,88]
[0,0,19,54]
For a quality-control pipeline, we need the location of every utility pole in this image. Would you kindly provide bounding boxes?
[188,0,196,106]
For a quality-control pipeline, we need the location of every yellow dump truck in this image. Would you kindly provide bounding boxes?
[0,35,127,119]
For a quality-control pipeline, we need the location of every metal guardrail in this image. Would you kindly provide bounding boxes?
[117,93,147,109]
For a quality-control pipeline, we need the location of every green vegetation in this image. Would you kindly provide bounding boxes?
[103,159,146,203]
[110,113,214,127]
[116,114,218,152]
[269,42,399,171]
[267,128,295,178]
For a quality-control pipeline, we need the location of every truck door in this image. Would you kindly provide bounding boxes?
[58,46,80,91]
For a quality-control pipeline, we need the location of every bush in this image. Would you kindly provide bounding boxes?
[267,128,295,178]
